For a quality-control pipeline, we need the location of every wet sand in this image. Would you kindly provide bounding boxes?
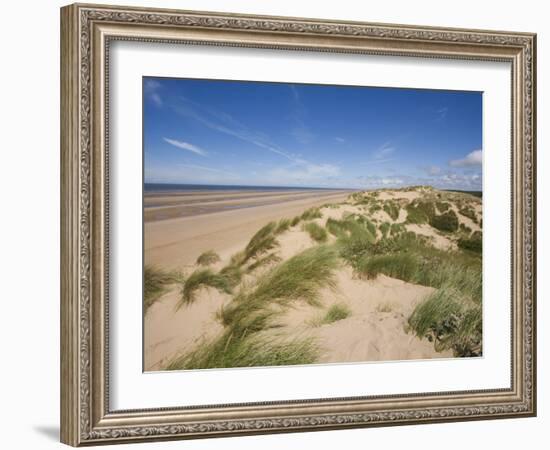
[144,189,349,222]
[144,189,352,269]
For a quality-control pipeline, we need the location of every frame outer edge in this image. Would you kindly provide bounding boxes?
[61,2,537,445]
[528,33,536,416]
[61,4,81,447]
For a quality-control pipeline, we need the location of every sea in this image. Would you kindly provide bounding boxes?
[144,183,348,193]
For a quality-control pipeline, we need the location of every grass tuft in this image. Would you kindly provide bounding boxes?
[383,201,400,221]
[243,222,279,263]
[168,246,340,370]
[300,207,322,221]
[290,215,301,226]
[323,303,351,324]
[166,333,319,370]
[379,221,391,238]
[405,200,435,224]
[178,269,232,309]
[196,250,221,266]
[144,265,178,313]
[459,206,478,223]
[436,201,451,213]
[303,222,328,243]
[408,286,482,357]
[246,253,281,272]
[275,218,292,234]
[220,245,339,335]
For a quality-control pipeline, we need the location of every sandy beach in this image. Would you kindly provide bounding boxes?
[145,188,352,269]
[144,186,482,371]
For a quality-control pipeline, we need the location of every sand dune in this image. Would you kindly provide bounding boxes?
[144,186,482,371]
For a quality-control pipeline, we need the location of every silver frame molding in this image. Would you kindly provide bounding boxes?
[60,3,536,446]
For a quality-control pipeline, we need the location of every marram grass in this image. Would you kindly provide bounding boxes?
[178,269,233,309]
[196,250,221,266]
[303,221,328,243]
[144,265,178,313]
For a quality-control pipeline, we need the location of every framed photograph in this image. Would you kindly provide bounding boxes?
[60,3,537,446]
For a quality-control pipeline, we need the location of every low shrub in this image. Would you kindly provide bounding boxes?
[430,210,459,232]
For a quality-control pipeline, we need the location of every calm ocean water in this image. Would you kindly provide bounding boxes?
[144,183,344,193]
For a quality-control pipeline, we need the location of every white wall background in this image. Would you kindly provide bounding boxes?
[0,0,546,449]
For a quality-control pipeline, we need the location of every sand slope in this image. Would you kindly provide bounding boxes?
[144,186,481,371]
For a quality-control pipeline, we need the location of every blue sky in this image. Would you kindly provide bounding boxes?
[143,77,482,190]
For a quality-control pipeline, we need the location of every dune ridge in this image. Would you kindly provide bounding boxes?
[144,186,482,371]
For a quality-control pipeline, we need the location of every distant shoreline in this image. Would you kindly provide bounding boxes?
[144,187,351,222]
[144,183,355,194]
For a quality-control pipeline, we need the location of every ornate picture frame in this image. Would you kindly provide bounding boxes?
[60,3,536,446]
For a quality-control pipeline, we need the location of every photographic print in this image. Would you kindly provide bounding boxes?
[143,77,483,372]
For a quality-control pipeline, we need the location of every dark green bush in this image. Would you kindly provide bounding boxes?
[458,232,482,253]
[430,211,459,232]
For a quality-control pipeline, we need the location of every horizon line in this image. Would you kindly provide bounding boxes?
[143,181,482,192]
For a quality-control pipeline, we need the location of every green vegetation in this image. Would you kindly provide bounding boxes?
[220,246,339,334]
[246,253,281,272]
[369,203,382,213]
[356,253,417,281]
[168,246,339,369]
[166,333,319,370]
[379,221,391,238]
[178,269,233,309]
[436,201,451,213]
[405,200,435,224]
[323,303,351,323]
[219,264,243,288]
[337,217,377,268]
[430,210,459,232]
[163,187,484,368]
[300,207,322,221]
[389,222,406,236]
[275,218,292,234]
[376,302,394,313]
[383,201,400,221]
[290,215,301,227]
[144,265,178,313]
[458,231,482,254]
[444,189,482,198]
[408,287,482,357]
[326,217,347,237]
[243,221,279,263]
[311,303,351,326]
[303,222,328,243]
[459,206,478,224]
[340,226,482,357]
[196,250,221,266]
[459,223,472,234]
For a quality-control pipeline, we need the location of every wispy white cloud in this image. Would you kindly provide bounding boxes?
[144,79,163,107]
[163,138,208,157]
[449,149,482,167]
[362,157,396,166]
[334,137,346,143]
[372,142,396,160]
[289,85,315,144]
[173,97,338,181]
[424,165,442,176]
[436,107,449,120]
[267,163,341,185]
[354,170,482,190]
[177,164,237,177]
